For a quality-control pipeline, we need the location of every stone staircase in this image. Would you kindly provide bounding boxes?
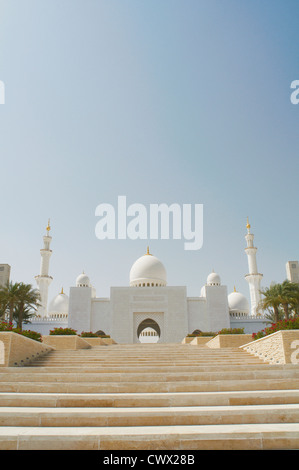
[0,342,299,450]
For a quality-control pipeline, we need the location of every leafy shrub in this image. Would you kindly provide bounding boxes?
[218,328,245,335]
[49,327,77,336]
[187,331,216,337]
[19,330,42,342]
[81,332,111,338]
[80,331,99,337]
[0,321,14,331]
[253,317,299,340]
[0,321,41,342]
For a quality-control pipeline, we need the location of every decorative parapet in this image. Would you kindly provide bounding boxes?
[31,314,68,322]
[0,332,54,367]
[240,330,299,364]
[229,314,267,320]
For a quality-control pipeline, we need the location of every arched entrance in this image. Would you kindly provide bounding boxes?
[137,318,161,343]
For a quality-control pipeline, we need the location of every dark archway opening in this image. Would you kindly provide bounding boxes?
[137,318,161,343]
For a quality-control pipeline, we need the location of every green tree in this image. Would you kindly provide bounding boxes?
[279,280,299,319]
[0,281,22,323]
[259,281,299,322]
[13,305,37,327]
[0,282,40,330]
[263,306,284,323]
[259,283,282,323]
[14,284,41,331]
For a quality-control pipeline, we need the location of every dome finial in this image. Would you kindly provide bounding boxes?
[60,287,64,294]
[234,285,237,292]
[146,246,152,256]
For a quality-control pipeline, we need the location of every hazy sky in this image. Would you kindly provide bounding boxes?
[0,0,298,302]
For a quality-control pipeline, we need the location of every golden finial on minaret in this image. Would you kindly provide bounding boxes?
[246,217,251,230]
[46,219,51,234]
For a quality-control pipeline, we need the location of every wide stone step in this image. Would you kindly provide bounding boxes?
[28,355,263,361]
[0,364,284,374]
[1,404,299,427]
[33,350,254,355]
[1,378,298,393]
[26,361,265,369]
[26,359,269,366]
[1,423,299,450]
[1,369,298,383]
[31,348,258,359]
[30,356,263,366]
[32,347,255,358]
[1,389,299,407]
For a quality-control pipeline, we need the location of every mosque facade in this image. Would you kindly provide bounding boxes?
[29,220,269,341]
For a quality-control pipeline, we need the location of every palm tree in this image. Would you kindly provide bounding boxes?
[279,280,299,319]
[13,305,36,325]
[259,283,281,323]
[14,283,41,331]
[0,282,40,330]
[263,306,284,323]
[284,281,299,317]
[0,281,22,323]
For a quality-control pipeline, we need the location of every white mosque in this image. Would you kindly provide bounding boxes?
[30,218,269,342]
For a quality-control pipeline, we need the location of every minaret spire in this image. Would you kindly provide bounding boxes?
[46,218,51,234]
[244,218,263,316]
[34,220,53,317]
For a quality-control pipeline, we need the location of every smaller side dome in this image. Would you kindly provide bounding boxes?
[76,272,90,287]
[207,271,221,286]
[200,285,206,297]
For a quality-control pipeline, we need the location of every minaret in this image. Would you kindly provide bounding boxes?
[35,219,53,317]
[244,217,263,316]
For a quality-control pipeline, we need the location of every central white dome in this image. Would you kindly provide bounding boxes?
[130,248,167,287]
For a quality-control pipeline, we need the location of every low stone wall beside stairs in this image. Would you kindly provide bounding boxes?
[82,337,117,347]
[240,330,299,364]
[184,334,253,348]
[182,336,213,345]
[41,335,91,350]
[0,332,54,367]
[206,334,253,348]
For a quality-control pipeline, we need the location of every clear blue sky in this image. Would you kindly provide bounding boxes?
[0,0,298,302]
